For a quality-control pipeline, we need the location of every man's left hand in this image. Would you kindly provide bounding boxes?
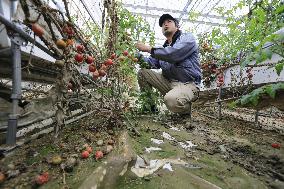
[136,42,152,53]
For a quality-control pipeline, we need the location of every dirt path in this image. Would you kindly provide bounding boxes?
[0,111,283,189]
[116,112,283,189]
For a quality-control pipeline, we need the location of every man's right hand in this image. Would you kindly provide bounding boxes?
[136,42,152,53]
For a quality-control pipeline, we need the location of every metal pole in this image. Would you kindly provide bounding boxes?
[6,38,21,145]
[6,0,20,145]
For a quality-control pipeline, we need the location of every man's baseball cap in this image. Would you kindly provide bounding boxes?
[159,14,179,27]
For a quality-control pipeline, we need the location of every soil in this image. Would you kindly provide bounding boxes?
[0,109,283,189]
[0,112,121,189]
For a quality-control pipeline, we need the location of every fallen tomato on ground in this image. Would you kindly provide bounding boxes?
[81,150,90,159]
[86,146,92,153]
[271,143,281,149]
[35,172,49,185]
[95,150,103,160]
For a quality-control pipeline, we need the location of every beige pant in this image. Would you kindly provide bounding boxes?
[138,69,199,113]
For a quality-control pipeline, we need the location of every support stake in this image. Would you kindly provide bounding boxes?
[255,110,260,128]
[217,87,222,120]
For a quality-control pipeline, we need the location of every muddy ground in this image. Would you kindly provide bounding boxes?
[0,108,283,189]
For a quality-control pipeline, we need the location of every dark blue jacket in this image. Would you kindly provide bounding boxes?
[142,30,201,85]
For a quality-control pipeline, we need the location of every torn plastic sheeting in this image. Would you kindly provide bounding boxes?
[145,147,162,153]
[162,132,175,141]
[179,141,197,150]
[131,156,187,177]
[170,126,180,131]
[151,138,164,145]
[163,162,173,171]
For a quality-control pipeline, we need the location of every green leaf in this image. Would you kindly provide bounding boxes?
[265,85,276,99]
[275,63,284,75]
[256,9,266,22]
[241,57,250,67]
[228,101,237,109]
[240,94,252,105]
[255,52,263,64]
[265,83,284,98]
[264,49,273,60]
[275,4,284,14]
[236,83,284,108]
[250,95,259,106]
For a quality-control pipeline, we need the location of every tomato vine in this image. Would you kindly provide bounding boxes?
[192,0,284,109]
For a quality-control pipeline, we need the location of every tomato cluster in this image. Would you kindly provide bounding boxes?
[80,144,104,160]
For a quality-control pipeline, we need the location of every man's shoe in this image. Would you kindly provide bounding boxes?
[169,112,191,122]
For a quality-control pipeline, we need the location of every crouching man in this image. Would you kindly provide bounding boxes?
[135,13,201,114]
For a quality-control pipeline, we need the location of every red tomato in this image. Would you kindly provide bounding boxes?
[42,172,49,180]
[86,147,92,153]
[75,53,84,62]
[76,44,85,52]
[66,28,74,36]
[95,150,103,160]
[246,67,253,73]
[271,143,281,149]
[248,73,253,79]
[105,59,113,66]
[123,50,128,56]
[32,23,44,37]
[81,150,89,159]
[218,78,224,83]
[86,55,94,64]
[63,26,74,36]
[93,70,99,80]
[98,69,106,77]
[111,53,116,59]
[89,64,96,72]
[35,173,49,185]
